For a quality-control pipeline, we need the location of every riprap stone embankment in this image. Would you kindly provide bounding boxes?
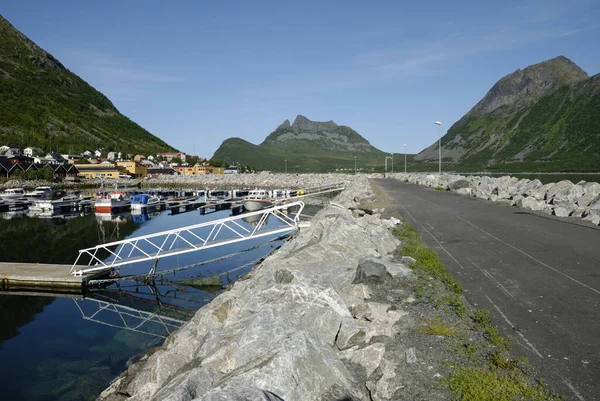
[99,175,421,401]
[387,172,600,226]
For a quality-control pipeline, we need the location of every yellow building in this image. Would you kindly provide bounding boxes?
[194,165,225,175]
[76,164,122,179]
[116,161,148,178]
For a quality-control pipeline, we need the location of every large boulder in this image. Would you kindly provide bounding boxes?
[494,176,519,199]
[471,176,498,199]
[545,180,574,202]
[447,179,470,191]
[550,183,583,205]
[516,197,551,212]
[579,183,600,207]
[553,205,578,217]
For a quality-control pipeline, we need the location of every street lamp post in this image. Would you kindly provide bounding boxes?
[435,121,442,174]
[385,156,392,176]
[354,156,357,174]
[404,144,407,174]
[285,159,287,174]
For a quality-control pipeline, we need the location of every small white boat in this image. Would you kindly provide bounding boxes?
[0,188,26,200]
[25,186,54,199]
[29,190,79,212]
[131,194,160,210]
[242,189,273,211]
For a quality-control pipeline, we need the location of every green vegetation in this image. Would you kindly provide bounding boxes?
[0,15,176,155]
[421,315,458,337]
[393,222,561,400]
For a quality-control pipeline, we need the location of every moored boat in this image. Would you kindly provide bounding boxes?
[29,189,79,212]
[95,192,130,213]
[25,186,54,199]
[0,188,26,200]
[242,189,273,211]
[131,194,160,210]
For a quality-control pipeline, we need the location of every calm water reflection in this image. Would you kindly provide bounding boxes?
[0,204,293,401]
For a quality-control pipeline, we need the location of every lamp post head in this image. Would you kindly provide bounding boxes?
[435,121,442,126]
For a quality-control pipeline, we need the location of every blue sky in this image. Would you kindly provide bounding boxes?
[2,0,599,158]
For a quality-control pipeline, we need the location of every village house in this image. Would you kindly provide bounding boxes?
[116,160,147,178]
[224,166,240,174]
[107,151,117,161]
[133,154,145,162]
[157,152,187,162]
[24,147,44,157]
[76,163,123,179]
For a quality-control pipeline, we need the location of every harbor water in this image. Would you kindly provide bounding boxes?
[0,203,298,401]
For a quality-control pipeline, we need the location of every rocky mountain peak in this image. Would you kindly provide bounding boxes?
[276,119,291,130]
[291,115,338,131]
[467,56,588,117]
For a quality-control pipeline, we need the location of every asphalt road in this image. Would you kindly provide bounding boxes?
[372,178,600,401]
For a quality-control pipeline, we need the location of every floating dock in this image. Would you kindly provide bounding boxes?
[0,263,106,294]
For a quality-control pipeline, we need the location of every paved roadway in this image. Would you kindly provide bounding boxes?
[373,178,600,401]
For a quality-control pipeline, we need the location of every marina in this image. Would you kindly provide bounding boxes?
[0,181,343,401]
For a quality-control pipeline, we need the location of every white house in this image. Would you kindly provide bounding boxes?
[24,147,44,157]
[83,150,92,157]
[0,145,9,153]
[117,152,122,160]
[147,155,155,161]
[107,151,116,160]
[94,150,102,158]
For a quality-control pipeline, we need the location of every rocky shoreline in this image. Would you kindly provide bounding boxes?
[387,172,600,226]
[0,173,350,191]
[97,175,461,401]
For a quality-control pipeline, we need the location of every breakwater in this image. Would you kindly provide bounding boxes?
[388,172,600,226]
[98,175,419,401]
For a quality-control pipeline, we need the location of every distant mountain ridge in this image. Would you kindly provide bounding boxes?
[213,115,387,172]
[416,56,600,172]
[0,14,176,155]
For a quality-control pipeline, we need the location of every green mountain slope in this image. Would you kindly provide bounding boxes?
[416,56,600,172]
[0,15,176,155]
[212,115,388,172]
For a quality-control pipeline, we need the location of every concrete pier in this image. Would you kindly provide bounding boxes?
[0,262,106,294]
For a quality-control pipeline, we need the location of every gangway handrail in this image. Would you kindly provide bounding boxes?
[70,201,304,276]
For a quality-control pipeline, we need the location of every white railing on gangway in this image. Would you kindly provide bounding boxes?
[70,201,305,276]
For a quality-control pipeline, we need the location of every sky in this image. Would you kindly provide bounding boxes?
[2,0,599,159]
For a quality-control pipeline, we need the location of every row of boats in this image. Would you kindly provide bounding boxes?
[0,186,296,216]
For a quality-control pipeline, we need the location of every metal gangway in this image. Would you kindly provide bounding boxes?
[273,182,345,202]
[70,201,305,276]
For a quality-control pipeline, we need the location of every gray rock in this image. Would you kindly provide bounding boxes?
[447,179,470,191]
[551,183,583,205]
[366,359,400,401]
[553,205,577,217]
[341,343,386,377]
[405,347,418,364]
[579,183,600,207]
[198,387,283,401]
[545,180,574,201]
[354,259,392,284]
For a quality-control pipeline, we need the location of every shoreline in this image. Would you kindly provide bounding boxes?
[95,174,561,401]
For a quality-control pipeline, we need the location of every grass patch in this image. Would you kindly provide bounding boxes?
[435,186,447,191]
[421,316,458,336]
[443,368,561,401]
[392,221,562,400]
